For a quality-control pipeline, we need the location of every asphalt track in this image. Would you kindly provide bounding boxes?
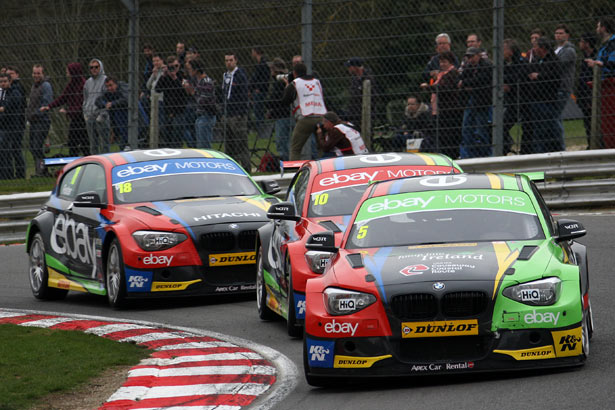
[1,212,614,410]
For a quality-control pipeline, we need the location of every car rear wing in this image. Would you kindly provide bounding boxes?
[515,171,545,182]
[44,157,80,167]
[280,160,309,177]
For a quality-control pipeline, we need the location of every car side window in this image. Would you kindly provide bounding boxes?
[530,181,555,236]
[76,164,107,202]
[57,166,84,200]
[292,170,310,215]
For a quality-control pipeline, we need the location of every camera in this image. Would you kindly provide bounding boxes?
[275,73,289,82]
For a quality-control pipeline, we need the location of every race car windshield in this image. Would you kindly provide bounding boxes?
[346,209,545,249]
[113,173,260,204]
[308,184,368,217]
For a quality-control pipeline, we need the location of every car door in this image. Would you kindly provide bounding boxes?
[48,163,107,282]
[271,168,310,298]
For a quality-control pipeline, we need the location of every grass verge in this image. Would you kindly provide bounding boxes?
[0,324,149,410]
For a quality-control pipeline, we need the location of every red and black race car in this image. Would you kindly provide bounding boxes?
[255,153,462,336]
[26,148,280,307]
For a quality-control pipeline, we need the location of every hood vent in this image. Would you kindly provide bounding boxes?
[517,245,539,261]
[318,220,342,233]
[135,206,162,216]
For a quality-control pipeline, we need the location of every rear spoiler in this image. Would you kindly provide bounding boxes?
[44,157,80,167]
[280,160,309,177]
[518,171,545,182]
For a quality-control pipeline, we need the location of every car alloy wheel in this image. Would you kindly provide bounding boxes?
[28,232,68,300]
[106,238,127,308]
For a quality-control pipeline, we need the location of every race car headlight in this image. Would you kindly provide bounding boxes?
[323,287,376,316]
[502,277,562,306]
[305,251,334,274]
[132,231,187,251]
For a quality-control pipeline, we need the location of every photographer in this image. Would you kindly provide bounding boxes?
[316,111,368,157]
[267,57,291,160]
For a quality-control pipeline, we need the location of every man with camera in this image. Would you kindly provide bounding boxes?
[267,58,291,160]
[281,62,326,160]
[155,56,187,148]
[316,111,368,157]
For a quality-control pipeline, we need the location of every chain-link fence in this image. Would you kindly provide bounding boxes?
[1,0,614,190]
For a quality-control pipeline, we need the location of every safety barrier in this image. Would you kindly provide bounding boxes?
[1,150,614,243]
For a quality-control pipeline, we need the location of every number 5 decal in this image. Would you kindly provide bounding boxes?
[357,225,369,239]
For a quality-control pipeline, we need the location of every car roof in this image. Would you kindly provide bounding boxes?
[98,148,233,165]
[307,152,460,175]
[367,173,529,198]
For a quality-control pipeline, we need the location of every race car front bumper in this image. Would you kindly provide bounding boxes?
[305,324,585,379]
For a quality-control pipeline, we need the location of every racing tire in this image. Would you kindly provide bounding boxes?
[28,232,68,300]
[286,255,303,338]
[256,245,276,321]
[106,238,127,309]
[582,298,593,358]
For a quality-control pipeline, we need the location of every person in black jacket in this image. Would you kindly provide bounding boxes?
[0,70,26,179]
[96,76,129,150]
[459,47,493,158]
[393,96,433,152]
[155,56,187,148]
[503,38,527,154]
[578,32,597,145]
[525,37,564,153]
[222,53,250,170]
[266,58,291,160]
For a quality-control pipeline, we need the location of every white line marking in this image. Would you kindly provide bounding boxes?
[19,317,81,328]
[128,365,276,378]
[118,332,190,343]
[138,352,264,366]
[155,341,237,350]
[85,323,154,336]
[106,383,271,401]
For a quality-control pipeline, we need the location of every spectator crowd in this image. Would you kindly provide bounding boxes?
[0,17,614,179]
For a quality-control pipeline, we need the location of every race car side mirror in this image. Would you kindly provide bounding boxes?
[73,191,107,209]
[259,179,281,195]
[266,202,300,221]
[306,231,338,253]
[555,219,586,242]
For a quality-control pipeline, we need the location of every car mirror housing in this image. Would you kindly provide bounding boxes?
[266,202,300,221]
[259,179,281,195]
[555,219,586,242]
[306,231,338,253]
[73,191,107,209]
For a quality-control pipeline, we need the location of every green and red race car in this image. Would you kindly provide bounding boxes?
[256,153,462,336]
[303,173,592,386]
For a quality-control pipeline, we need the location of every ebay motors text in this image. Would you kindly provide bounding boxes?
[318,169,451,187]
[366,193,526,213]
[402,320,479,338]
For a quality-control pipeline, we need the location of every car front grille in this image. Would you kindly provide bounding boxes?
[442,291,488,317]
[237,230,258,250]
[398,336,492,361]
[390,291,488,320]
[200,232,235,252]
[390,293,438,320]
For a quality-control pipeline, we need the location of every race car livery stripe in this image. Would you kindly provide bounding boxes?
[151,201,196,240]
[47,268,88,292]
[104,153,127,166]
[117,151,138,163]
[415,153,436,166]
[491,241,520,299]
[190,149,215,158]
[362,247,394,303]
[263,269,281,293]
[387,178,406,195]
[334,156,346,171]
[236,196,271,212]
[1,311,277,409]
[70,166,81,184]
[494,345,556,360]
[486,173,502,190]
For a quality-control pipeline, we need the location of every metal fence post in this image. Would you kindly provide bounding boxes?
[122,0,139,150]
[590,65,602,149]
[302,0,313,74]
[492,0,505,156]
[362,79,372,149]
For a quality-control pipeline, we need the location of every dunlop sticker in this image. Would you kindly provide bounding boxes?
[151,279,201,292]
[209,251,257,266]
[401,319,478,338]
[493,345,556,360]
[334,355,392,368]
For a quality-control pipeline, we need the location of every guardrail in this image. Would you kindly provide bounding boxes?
[1,150,614,243]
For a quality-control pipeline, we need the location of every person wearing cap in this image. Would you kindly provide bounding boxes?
[316,111,368,158]
[345,57,377,130]
[458,46,493,158]
[281,62,327,160]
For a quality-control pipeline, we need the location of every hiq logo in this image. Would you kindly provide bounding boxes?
[295,295,306,319]
[306,338,335,368]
